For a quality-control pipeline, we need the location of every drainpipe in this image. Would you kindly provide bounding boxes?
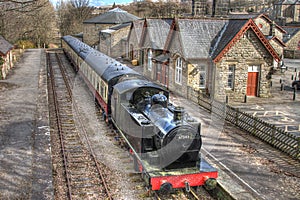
[212,0,216,17]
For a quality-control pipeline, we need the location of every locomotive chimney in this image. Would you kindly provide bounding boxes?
[174,107,184,121]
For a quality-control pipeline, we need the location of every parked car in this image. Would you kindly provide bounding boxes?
[292,80,300,89]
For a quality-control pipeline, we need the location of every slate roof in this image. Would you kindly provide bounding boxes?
[211,19,248,59]
[268,36,286,47]
[84,7,140,24]
[153,53,169,63]
[101,23,131,35]
[166,18,280,62]
[282,26,300,43]
[275,0,300,5]
[176,19,228,59]
[0,36,13,56]
[230,14,287,34]
[109,22,131,31]
[129,19,144,44]
[142,18,173,50]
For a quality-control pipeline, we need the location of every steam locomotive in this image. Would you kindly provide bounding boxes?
[61,35,218,192]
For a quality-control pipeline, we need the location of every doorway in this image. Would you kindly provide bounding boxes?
[247,66,259,96]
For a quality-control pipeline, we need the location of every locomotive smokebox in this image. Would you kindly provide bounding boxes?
[173,106,184,121]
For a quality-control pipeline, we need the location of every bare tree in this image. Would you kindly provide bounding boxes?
[0,0,57,47]
[56,0,94,36]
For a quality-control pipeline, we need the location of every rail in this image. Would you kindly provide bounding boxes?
[55,52,113,199]
[48,50,113,199]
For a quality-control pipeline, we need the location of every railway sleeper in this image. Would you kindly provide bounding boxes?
[64,148,84,153]
[68,154,88,159]
[71,183,100,189]
[70,170,98,176]
[65,141,81,146]
[64,141,82,146]
[60,126,76,130]
[64,134,79,139]
[67,162,92,168]
[67,158,91,163]
[72,191,102,198]
[71,176,94,182]
[60,120,75,124]
[65,145,83,150]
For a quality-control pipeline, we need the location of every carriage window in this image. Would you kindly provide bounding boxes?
[96,81,100,91]
[104,85,107,100]
[100,80,105,97]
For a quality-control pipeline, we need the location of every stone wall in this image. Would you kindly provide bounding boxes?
[255,17,271,36]
[214,29,273,102]
[83,24,111,46]
[111,26,130,58]
[99,26,131,58]
[270,39,284,57]
[286,31,300,51]
[284,30,300,58]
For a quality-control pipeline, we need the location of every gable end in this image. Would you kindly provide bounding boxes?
[213,19,280,63]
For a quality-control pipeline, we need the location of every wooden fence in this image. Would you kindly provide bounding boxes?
[188,87,300,160]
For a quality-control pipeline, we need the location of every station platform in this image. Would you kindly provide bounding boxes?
[0,49,53,199]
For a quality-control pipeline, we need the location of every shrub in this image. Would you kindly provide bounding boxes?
[16,40,36,49]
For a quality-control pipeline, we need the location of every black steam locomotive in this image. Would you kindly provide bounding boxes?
[62,35,217,192]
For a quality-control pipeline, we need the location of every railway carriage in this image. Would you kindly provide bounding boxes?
[61,35,218,192]
[62,35,144,120]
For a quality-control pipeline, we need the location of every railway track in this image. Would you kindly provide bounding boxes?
[151,186,214,200]
[47,50,113,200]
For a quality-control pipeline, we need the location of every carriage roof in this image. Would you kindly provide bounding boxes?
[113,79,168,95]
[63,35,140,82]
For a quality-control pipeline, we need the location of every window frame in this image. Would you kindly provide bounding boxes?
[175,57,183,85]
[227,64,235,90]
[147,49,153,71]
[199,65,206,88]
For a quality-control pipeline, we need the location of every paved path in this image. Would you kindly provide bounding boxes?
[0,49,53,199]
[231,65,300,137]
[169,92,300,200]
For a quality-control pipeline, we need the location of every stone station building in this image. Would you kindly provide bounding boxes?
[127,18,281,103]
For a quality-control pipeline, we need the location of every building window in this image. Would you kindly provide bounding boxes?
[156,63,162,82]
[175,57,183,84]
[147,49,152,71]
[199,65,206,88]
[227,65,235,89]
